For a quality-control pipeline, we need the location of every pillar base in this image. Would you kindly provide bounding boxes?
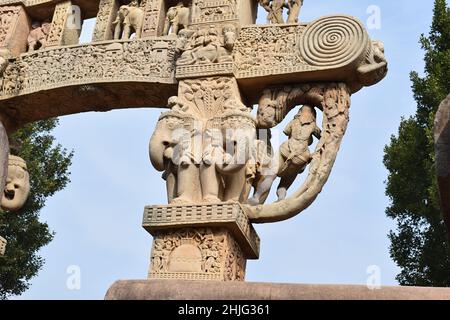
[142,202,260,281]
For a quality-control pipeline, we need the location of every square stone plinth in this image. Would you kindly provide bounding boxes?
[142,203,260,281]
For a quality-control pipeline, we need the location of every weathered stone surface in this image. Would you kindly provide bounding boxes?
[105,280,450,300]
[434,94,450,245]
[143,203,259,281]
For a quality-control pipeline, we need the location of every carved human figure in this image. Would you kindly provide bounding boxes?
[277,105,321,200]
[287,0,303,23]
[259,0,287,24]
[163,2,190,35]
[245,137,278,205]
[113,5,144,40]
[27,22,51,52]
[177,25,235,65]
[1,155,30,212]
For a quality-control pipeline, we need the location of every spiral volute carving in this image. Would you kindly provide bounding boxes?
[300,15,369,68]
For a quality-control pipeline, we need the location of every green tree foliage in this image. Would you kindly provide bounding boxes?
[0,119,73,299]
[384,0,450,286]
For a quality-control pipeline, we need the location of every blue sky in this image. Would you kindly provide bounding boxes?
[15,0,434,299]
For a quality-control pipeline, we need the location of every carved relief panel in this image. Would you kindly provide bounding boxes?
[93,0,120,41]
[149,227,246,281]
[143,0,193,37]
[46,0,78,47]
[0,5,31,56]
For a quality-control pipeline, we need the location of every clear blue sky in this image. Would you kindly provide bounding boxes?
[15,0,434,299]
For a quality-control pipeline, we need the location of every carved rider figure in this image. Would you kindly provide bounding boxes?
[277,105,321,200]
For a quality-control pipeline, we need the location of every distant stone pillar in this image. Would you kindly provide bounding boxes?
[46,0,80,47]
[0,5,31,56]
[434,94,450,246]
[142,0,166,37]
[0,121,9,256]
[92,0,119,42]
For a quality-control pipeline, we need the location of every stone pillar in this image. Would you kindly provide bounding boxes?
[46,0,78,47]
[434,94,450,246]
[0,5,31,56]
[143,203,260,281]
[141,0,166,37]
[92,0,119,42]
[0,121,9,256]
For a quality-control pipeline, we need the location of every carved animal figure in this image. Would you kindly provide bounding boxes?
[163,2,190,35]
[113,5,144,40]
[149,108,202,204]
[27,22,51,52]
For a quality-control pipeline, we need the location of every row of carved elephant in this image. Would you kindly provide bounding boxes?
[149,99,321,206]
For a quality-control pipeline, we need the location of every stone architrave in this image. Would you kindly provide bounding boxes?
[92,0,119,41]
[434,94,450,245]
[46,0,77,47]
[0,5,31,56]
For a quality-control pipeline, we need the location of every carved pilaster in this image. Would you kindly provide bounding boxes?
[141,0,165,37]
[191,0,238,25]
[0,5,30,56]
[46,0,77,47]
[92,0,119,42]
[143,203,260,281]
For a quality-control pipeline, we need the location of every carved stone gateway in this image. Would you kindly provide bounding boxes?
[0,1,391,286]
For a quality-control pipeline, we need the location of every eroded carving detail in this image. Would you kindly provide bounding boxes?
[1,155,30,212]
[234,25,310,77]
[192,0,237,24]
[92,0,118,41]
[27,21,51,52]
[46,0,72,47]
[0,39,176,97]
[149,227,245,281]
[0,6,20,46]
[246,82,351,223]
